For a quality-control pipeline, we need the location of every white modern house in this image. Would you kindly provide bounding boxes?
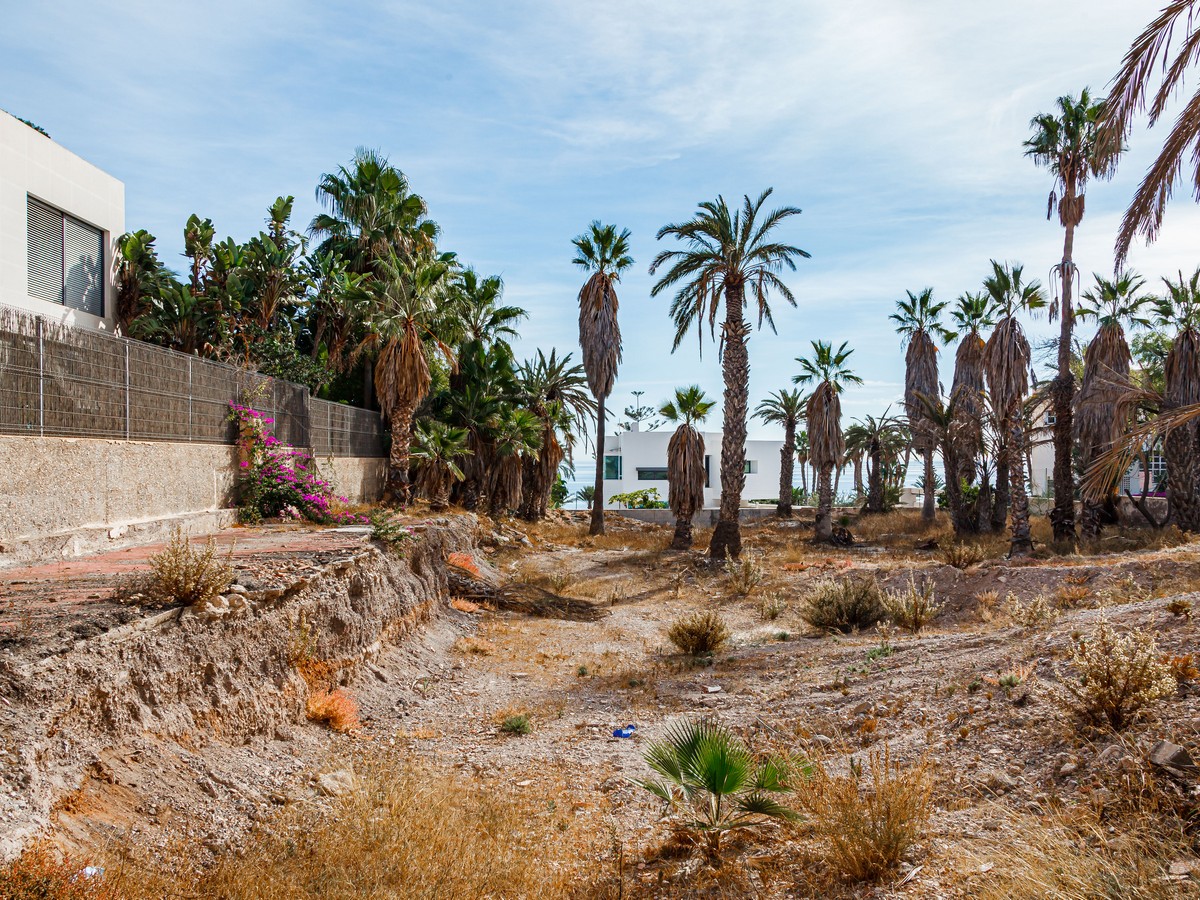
[600,425,784,509]
[0,109,124,332]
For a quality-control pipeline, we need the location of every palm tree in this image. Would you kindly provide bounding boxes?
[1075,272,1152,537]
[651,189,810,561]
[638,719,797,863]
[948,293,995,493]
[1025,89,1115,542]
[983,262,1048,556]
[305,251,364,372]
[844,410,906,515]
[660,386,716,550]
[455,269,524,350]
[754,389,806,518]
[411,420,472,512]
[794,341,862,541]
[1154,270,1200,531]
[890,288,955,522]
[487,408,543,518]
[795,430,810,499]
[1098,3,1200,265]
[573,222,633,536]
[517,350,595,522]
[358,253,456,504]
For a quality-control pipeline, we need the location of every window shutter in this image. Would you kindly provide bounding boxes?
[27,199,63,304]
[63,217,104,316]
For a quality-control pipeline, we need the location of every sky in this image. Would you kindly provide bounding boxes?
[4,0,1200,473]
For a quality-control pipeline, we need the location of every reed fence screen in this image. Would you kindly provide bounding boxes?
[0,304,385,457]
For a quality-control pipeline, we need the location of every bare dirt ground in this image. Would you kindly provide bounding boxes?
[3,510,1200,897]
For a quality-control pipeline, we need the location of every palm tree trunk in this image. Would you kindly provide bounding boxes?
[815,463,834,542]
[1008,417,1033,556]
[384,405,414,505]
[589,398,607,535]
[921,448,936,521]
[1166,427,1200,531]
[671,515,694,550]
[800,463,808,496]
[833,465,842,502]
[866,440,884,514]
[777,422,795,518]
[1050,219,1078,543]
[709,284,749,562]
[853,458,863,498]
[977,471,993,533]
[991,440,1010,533]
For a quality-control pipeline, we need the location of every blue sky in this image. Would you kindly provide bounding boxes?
[5,1,1200,464]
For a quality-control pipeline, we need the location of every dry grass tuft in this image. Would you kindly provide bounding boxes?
[450,597,480,613]
[0,844,119,900]
[943,542,987,569]
[667,611,731,655]
[798,578,884,634]
[1007,593,1059,628]
[882,576,941,633]
[146,528,233,607]
[724,553,765,597]
[758,592,788,621]
[800,750,933,884]
[1054,584,1092,607]
[104,752,615,900]
[1163,653,1200,685]
[453,635,496,655]
[1060,619,1176,730]
[305,688,360,733]
[1165,596,1193,618]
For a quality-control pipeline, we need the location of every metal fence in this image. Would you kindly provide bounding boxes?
[0,303,386,457]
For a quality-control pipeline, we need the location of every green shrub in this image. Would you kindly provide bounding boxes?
[500,714,532,736]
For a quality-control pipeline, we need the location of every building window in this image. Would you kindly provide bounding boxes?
[636,467,669,481]
[744,460,758,474]
[27,196,104,316]
[603,455,623,480]
[704,454,711,488]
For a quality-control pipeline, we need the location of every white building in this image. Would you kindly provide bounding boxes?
[600,425,784,509]
[0,109,124,332]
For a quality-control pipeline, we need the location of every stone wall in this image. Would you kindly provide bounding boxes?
[0,436,386,564]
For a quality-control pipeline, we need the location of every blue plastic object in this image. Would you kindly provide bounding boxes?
[612,724,637,739]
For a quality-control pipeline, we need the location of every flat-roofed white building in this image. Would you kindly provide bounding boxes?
[600,425,784,509]
[0,110,124,332]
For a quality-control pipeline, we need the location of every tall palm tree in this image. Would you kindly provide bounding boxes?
[455,269,524,350]
[1098,2,1200,266]
[754,389,806,518]
[1154,270,1200,531]
[1025,89,1115,542]
[651,189,810,561]
[794,341,862,541]
[1075,272,1152,537]
[411,420,472,512]
[983,261,1048,556]
[890,288,955,522]
[948,292,996,493]
[660,386,716,550]
[358,253,457,504]
[572,221,633,536]
[844,411,906,515]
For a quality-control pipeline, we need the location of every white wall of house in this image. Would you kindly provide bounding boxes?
[600,427,784,509]
[0,110,124,332]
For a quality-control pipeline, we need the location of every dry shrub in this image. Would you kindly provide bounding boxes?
[801,750,933,883]
[667,611,730,655]
[1164,653,1200,684]
[450,597,480,613]
[1054,584,1092,607]
[974,589,1001,622]
[964,808,1192,900]
[108,752,614,900]
[306,688,359,733]
[798,578,884,633]
[1061,619,1176,730]
[1165,596,1192,618]
[759,592,787,621]
[0,844,118,900]
[882,576,940,633]
[453,635,495,655]
[146,528,233,606]
[724,553,765,597]
[1007,593,1059,628]
[943,542,986,569]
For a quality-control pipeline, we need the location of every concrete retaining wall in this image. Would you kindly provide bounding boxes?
[0,435,385,565]
[612,505,860,525]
